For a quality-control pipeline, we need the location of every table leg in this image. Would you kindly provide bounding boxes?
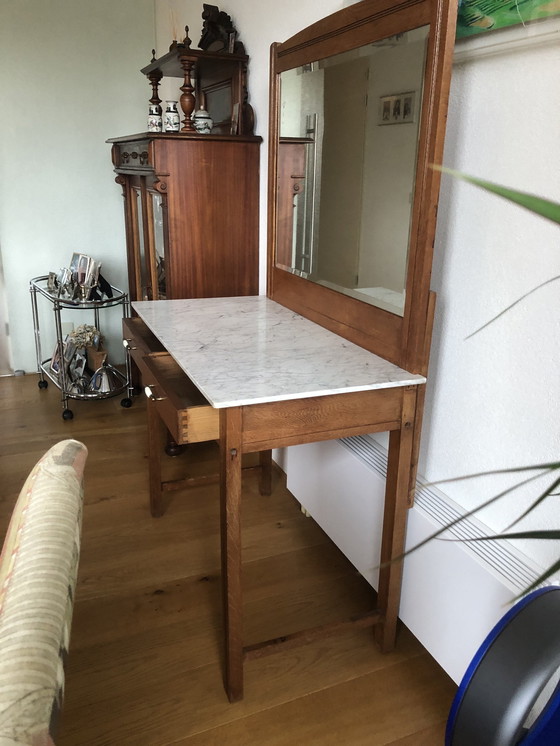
[220,407,244,702]
[147,398,165,517]
[376,386,417,652]
[259,449,273,496]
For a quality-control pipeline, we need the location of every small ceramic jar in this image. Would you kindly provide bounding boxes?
[193,105,213,134]
[163,101,180,132]
[147,104,162,132]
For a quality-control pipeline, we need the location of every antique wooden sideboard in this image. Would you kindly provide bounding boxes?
[108,16,261,305]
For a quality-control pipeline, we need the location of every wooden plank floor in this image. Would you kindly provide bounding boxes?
[0,374,456,745]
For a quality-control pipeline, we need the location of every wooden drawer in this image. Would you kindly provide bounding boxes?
[123,316,166,382]
[114,141,151,170]
[143,352,219,445]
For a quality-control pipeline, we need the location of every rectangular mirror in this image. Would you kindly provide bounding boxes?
[267,0,457,371]
[278,26,429,317]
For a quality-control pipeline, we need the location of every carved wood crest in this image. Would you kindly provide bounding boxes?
[199,4,245,55]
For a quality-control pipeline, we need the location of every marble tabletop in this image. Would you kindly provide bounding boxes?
[133,296,425,408]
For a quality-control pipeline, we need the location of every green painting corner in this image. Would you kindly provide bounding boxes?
[456,0,560,40]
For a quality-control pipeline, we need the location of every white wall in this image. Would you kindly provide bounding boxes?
[0,0,155,371]
[0,253,12,375]
[426,26,560,570]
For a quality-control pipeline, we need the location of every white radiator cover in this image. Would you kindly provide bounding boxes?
[285,436,545,684]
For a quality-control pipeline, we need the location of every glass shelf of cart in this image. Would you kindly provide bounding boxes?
[37,358,128,402]
[29,276,128,309]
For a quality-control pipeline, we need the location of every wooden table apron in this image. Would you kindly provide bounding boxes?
[219,383,420,702]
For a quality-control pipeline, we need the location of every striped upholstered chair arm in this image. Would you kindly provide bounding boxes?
[0,439,87,746]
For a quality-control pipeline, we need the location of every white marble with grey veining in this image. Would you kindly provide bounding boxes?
[133,296,425,408]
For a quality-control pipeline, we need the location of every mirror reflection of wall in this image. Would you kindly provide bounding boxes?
[277,26,429,317]
[320,56,368,289]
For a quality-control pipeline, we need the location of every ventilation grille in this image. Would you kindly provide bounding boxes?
[340,435,543,593]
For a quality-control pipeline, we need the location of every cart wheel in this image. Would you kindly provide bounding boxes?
[62,409,74,421]
[38,380,48,389]
[121,398,133,408]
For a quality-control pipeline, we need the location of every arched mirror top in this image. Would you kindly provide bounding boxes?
[267,0,457,373]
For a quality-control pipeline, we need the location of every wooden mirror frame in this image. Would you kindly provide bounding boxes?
[267,0,457,374]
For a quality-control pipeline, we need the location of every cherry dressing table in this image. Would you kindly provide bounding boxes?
[127,0,457,702]
[134,295,425,702]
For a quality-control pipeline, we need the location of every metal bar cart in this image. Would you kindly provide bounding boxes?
[30,275,134,419]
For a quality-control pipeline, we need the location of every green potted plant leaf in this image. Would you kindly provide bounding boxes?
[403,167,560,595]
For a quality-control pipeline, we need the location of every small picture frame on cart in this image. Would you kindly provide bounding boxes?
[50,342,62,376]
[70,252,87,276]
[62,336,77,365]
[69,349,87,382]
[47,272,57,293]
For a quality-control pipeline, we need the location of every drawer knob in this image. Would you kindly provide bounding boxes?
[145,385,166,402]
[122,338,137,350]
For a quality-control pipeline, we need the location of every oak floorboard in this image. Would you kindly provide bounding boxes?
[386,722,449,745]
[169,654,454,746]
[1,375,455,745]
[60,629,436,746]
[69,544,372,655]
[76,487,335,602]
[63,579,417,708]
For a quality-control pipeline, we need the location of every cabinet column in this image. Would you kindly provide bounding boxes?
[179,57,196,132]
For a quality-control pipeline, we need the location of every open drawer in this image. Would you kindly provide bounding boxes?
[142,351,219,445]
[122,316,166,383]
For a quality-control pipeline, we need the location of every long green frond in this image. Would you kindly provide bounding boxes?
[465,275,560,338]
[433,166,560,224]
[515,558,560,598]
[504,474,560,530]
[391,468,553,563]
